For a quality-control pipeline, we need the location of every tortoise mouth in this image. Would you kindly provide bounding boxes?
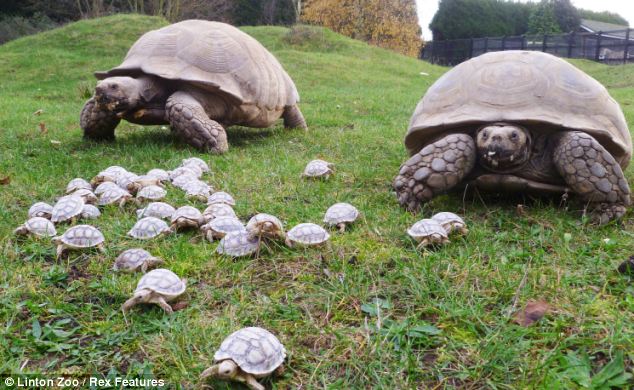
[480,145,530,172]
[95,94,132,113]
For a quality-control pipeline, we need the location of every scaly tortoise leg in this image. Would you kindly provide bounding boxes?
[394,133,476,212]
[283,104,307,129]
[553,131,631,224]
[165,91,228,153]
[80,97,120,140]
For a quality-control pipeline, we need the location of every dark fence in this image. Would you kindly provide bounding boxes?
[421,29,634,66]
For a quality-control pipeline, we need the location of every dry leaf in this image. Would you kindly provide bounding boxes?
[513,300,550,326]
[0,176,10,185]
[39,122,47,134]
[33,109,43,115]
[171,301,189,311]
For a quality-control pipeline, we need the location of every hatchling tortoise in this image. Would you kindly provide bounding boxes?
[81,20,307,153]
[128,217,173,239]
[51,196,84,223]
[170,165,203,181]
[203,203,237,223]
[246,213,284,240]
[67,188,98,204]
[114,248,164,273]
[324,202,360,232]
[94,181,119,195]
[216,231,260,257]
[393,51,632,224]
[92,166,129,185]
[181,180,212,201]
[28,202,53,219]
[431,212,468,235]
[302,159,334,179]
[201,216,246,241]
[171,206,204,230]
[146,168,170,182]
[127,175,164,194]
[14,217,57,238]
[181,157,210,173]
[136,202,176,220]
[136,185,167,203]
[98,187,132,207]
[407,219,449,248]
[200,326,286,390]
[66,178,92,194]
[207,191,236,206]
[285,223,330,247]
[121,268,186,314]
[52,225,105,258]
[81,204,102,219]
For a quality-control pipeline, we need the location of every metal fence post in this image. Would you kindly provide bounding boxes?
[624,29,631,64]
[430,40,436,64]
[469,38,473,58]
[502,36,507,51]
[484,37,489,53]
[595,31,603,61]
[542,34,548,52]
[521,35,526,50]
[567,32,574,57]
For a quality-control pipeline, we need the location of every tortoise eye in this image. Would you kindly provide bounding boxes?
[511,132,518,139]
[482,131,488,139]
[110,84,118,90]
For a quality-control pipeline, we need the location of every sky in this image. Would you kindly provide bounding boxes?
[415,0,634,40]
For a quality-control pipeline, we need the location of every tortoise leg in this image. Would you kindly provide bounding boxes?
[166,91,228,153]
[80,97,120,140]
[241,373,264,390]
[553,131,631,224]
[394,133,476,212]
[152,295,174,314]
[283,104,307,129]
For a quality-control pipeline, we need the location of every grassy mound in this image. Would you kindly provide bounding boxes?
[0,14,632,387]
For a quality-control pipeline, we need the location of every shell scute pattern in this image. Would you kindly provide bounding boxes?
[128,217,171,239]
[51,196,85,223]
[302,160,334,178]
[60,225,105,247]
[135,268,185,297]
[207,191,236,206]
[217,231,259,257]
[81,204,101,219]
[66,178,92,193]
[203,204,237,222]
[94,181,119,195]
[137,185,167,201]
[202,216,245,240]
[16,217,57,237]
[136,202,176,220]
[28,202,53,219]
[99,187,131,205]
[182,157,210,173]
[214,327,286,376]
[286,223,330,246]
[246,213,284,239]
[114,248,161,271]
[147,168,170,182]
[324,203,359,226]
[431,212,468,235]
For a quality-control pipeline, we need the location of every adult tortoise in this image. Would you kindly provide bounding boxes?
[394,51,632,224]
[80,20,306,153]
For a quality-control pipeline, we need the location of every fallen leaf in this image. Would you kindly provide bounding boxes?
[39,122,47,134]
[171,301,189,311]
[0,176,10,185]
[50,140,61,145]
[513,300,550,326]
[33,109,43,115]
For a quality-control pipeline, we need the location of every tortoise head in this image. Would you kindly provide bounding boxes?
[476,123,531,172]
[95,76,143,114]
[200,360,238,380]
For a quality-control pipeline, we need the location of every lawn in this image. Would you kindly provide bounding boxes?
[0,14,633,389]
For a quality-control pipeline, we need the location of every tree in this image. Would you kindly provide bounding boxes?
[527,0,560,35]
[578,9,629,27]
[429,0,536,41]
[301,0,422,57]
[552,0,579,32]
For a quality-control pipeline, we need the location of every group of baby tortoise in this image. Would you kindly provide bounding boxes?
[14,156,365,389]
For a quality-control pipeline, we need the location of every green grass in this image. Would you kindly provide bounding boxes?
[1,14,633,389]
